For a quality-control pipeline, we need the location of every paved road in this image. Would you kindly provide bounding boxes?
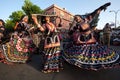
[0,46,120,80]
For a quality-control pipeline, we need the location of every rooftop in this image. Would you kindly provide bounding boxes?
[44,4,74,16]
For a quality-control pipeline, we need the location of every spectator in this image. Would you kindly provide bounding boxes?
[103,23,112,47]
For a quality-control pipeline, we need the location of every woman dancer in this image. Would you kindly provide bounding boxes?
[63,2,120,70]
[0,15,35,64]
[0,19,5,43]
[32,14,63,73]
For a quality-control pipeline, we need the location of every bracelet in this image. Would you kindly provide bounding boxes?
[37,24,41,28]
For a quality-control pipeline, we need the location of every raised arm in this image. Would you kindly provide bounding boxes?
[86,2,111,21]
[32,15,45,32]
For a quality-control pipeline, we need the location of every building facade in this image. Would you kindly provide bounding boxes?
[44,4,74,29]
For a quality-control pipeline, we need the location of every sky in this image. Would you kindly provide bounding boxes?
[0,0,120,29]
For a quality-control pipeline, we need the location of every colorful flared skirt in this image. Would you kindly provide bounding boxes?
[42,46,63,73]
[63,42,120,70]
[0,37,33,64]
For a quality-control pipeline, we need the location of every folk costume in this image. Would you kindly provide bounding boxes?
[63,2,120,70]
[0,15,35,64]
[32,14,63,73]
[0,19,5,43]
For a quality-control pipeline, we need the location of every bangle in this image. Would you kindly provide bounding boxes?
[37,24,41,28]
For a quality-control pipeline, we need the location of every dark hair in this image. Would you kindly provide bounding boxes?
[0,19,5,26]
[74,15,84,21]
[106,23,109,25]
[105,23,110,27]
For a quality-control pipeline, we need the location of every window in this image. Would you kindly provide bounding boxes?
[52,11,56,15]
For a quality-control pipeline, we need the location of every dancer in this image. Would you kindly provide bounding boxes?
[0,19,5,43]
[32,14,63,73]
[0,15,35,64]
[14,15,30,37]
[63,2,120,70]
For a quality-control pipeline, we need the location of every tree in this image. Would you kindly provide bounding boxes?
[5,19,15,32]
[9,11,24,22]
[5,10,24,32]
[22,0,44,23]
[5,0,44,31]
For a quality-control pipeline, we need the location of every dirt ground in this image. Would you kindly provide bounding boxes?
[0,46,120,80]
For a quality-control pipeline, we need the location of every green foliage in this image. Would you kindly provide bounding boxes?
[5,19,15,32]
[9,10,24,22]
[22,0,44,14]
[5,10,24,32]
[5,0,44,31]
[22,0,44,23]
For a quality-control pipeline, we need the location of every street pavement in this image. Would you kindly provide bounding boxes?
[0,46,120,80]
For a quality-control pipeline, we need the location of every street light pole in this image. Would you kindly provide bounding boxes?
[109,10,120,28]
